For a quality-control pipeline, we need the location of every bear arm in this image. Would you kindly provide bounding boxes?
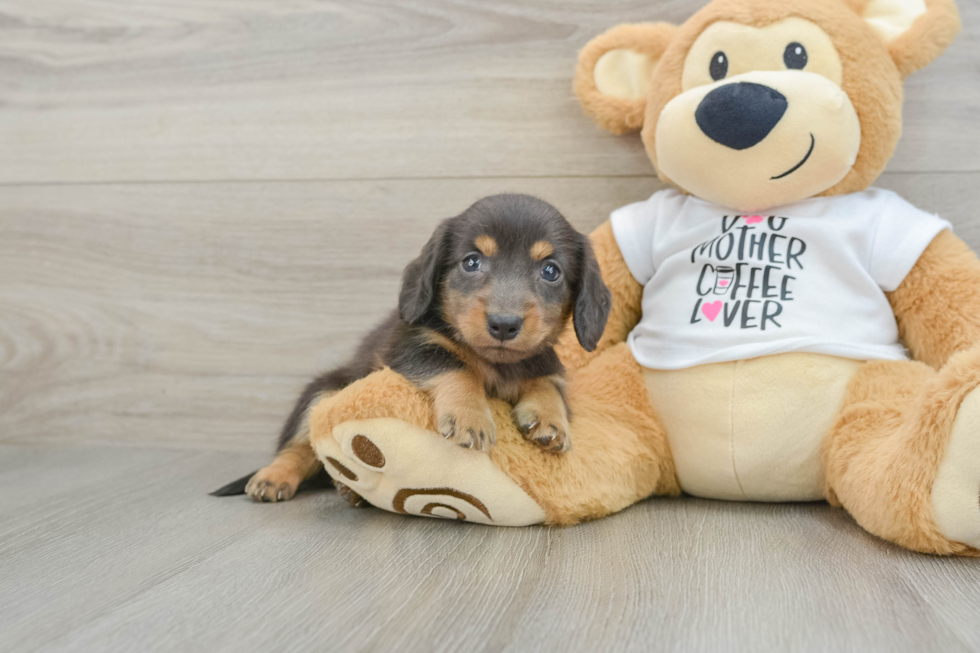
[556,220,643,371]
[888,229,980,369]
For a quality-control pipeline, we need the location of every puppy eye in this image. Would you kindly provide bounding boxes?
[784,42,807,70]
[541,262,561,282]
[462,256,482,273]
[709,51,728,81]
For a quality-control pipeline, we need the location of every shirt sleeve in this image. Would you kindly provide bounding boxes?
[610,193,662,285]
[869,191,952,292]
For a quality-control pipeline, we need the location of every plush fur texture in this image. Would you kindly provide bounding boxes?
[574,23,679,134]
[303,0,979,556]
[309,212,980,551]
[310,343,679,526]
[888,229,980,369]
[573,0,961,202]
[850,0,962,77]
[511,343,680,524]
[308,224,673,526]
[824,346,980,556]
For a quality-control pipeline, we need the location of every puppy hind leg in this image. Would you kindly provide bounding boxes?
[246,435,324,503]
[245,380,354,502]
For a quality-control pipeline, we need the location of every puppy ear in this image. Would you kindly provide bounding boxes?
[572,235,612,352]
[399,219,453,324]
[858,0,960,77]
[574,22,678,135]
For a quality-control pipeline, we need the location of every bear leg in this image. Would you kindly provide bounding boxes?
[309,343,679,526]
[824,348,980,556]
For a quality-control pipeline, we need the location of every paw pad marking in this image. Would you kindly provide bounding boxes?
[325,456,358,482]
[351,434,385,468]
[316,418,546,526]
[420,504,465,519]
[392,487,492,522]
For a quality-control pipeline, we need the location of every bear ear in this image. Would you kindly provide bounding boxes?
[858,0,961,77]
[573,23,678,135]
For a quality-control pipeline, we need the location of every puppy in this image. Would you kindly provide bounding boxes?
[213,194,611,503]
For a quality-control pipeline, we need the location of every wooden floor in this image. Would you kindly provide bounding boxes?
[2,1,979,651]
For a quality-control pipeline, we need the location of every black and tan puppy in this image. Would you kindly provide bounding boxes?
[214,194,611,503]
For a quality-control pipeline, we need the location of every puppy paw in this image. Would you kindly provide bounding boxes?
[245,466,300,503]
[437,402,496,452]
[512,400,571,454]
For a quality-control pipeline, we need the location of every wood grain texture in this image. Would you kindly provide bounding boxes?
[0,0,977,184]
[0,444,977,653]
[3,174,980,452]
[0,176,666,451]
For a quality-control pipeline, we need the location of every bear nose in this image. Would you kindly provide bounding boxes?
[695,82,788,150]
[487,314,523,342]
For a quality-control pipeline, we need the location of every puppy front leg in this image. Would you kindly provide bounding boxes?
[428,371,496,452]
[513,375,572,454]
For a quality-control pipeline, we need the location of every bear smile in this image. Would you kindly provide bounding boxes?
[771,133,816,180]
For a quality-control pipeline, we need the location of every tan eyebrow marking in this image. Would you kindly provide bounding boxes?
[474,235,498,257]
[530,240,554,261]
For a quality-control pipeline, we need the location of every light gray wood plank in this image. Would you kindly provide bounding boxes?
[0,176,664,452]
[0,444,976,653]
[900,555,980,651]
[0,0,976,184]
[2,173,978,452]
[0,443,268,651]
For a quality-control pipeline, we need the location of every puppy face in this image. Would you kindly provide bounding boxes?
[440,208,573,364]
[399,194,611,364]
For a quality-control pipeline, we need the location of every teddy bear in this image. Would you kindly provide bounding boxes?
[306,0,980,556]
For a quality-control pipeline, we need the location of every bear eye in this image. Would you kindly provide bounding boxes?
[462,255,482,272]
[709,51,729,81]
[784,42,808,70]
[541,262,561,282]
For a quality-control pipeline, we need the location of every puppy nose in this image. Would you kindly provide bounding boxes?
[696,82,788,150]
[486,314,523,342]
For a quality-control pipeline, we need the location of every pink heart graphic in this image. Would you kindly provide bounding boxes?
[701,301,722,322]
[745,215,764,225]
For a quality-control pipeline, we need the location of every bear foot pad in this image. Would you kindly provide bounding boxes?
[932,387,980,549]
[312,418,546,526]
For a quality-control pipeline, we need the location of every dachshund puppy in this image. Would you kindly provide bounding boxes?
[213,194,611,503]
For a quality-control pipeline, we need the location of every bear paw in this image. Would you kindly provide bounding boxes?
[931,386,980,549]
[311,418,546,526]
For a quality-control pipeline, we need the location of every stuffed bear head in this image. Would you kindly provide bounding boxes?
[574,0,960,212]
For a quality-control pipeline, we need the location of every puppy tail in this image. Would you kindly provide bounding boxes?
[209,468,334,497]
[210,471,257,497]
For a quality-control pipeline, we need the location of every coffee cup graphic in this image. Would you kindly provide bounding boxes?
[714,266,734,295]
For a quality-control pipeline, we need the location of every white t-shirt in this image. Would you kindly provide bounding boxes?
[611,188,951,370]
